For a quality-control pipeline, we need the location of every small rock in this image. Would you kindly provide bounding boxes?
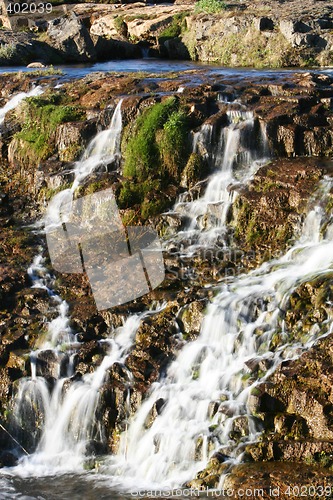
[26,62,45,68]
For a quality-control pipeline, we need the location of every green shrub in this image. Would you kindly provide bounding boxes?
[194,0,226,14]
[0,43,17,61]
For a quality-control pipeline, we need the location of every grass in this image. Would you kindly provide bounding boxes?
[194,0,226,14]
[183,22,306,68]
[14,93,85,164]
[120,97,191,219]
[0,43,17,61]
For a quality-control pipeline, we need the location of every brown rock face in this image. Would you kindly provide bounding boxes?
[231,157,326,263]
[223,462,333,500]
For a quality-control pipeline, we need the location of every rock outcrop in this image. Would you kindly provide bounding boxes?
[0,67,333,483]
[181,0,333,67]
[47,12,96,63]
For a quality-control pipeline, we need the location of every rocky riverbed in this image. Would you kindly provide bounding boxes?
[0,0,332,67]
[0,65,333,495]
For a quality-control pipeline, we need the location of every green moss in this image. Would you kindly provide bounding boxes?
[114,15,127,37]
[158,110,190,180]
[123,97,178,180]
[118,181,143,208]
[182,152,208,188]
[159,13,188,39]
[194,0,226,14]
[38,183,72,202]
[120,97,190,220]
[14,93,85,164]
[118,179,169,220]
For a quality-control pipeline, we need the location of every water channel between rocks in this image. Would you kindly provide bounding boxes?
[1,60,333,499]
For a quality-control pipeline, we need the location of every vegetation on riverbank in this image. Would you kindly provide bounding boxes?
[12,93,85,165]
[119,96,191,219]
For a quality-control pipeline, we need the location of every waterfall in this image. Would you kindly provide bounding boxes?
[104,178,333,491]
[45,99,123,230]
[0,86,43,125]
[16,312,153,473]
[72,99,123,191]
[174,108,268,251]
[9,99,127,468]
[5,85,333,495]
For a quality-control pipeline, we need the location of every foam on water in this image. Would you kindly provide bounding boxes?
[0,86,43,125]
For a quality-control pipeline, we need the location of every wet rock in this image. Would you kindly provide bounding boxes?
[6,351,27,374]
[144,398,166,429]
[179,300,205,339]
[93,37,141,60]
[0,451,17,468]
[246,440,333,464]
[56,120,97,162]
[34,350,60,379]
[180,153,209,189]
[26,62,46,68]
[223,462,333,500]
[186,455,230,490]
[162,38,190,60]
[125,303,180,390]
[231,158,324,261]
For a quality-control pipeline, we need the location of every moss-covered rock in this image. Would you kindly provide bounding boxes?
[231,158,324,265]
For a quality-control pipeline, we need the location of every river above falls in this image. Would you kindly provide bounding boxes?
[0,57,332,81]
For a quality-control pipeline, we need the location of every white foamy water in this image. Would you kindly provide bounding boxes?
[15,312,149,474]
[44,99,123,229]
[172,109,269,251]
[0,86,43,125]
[7,99,128,471]
[103,179,333,491]
[3,91,333,496]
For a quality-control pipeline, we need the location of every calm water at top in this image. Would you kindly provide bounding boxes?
[0,57,332,80]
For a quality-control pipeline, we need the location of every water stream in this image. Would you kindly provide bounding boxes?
[0,86,43,125]
[92,178,332,493]
[173,106,268,252]
[1,69,333,498]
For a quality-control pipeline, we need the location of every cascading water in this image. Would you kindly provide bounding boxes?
[3,84,333,498]
[0,86,43,125]
[103,178,333,491]
[9,99,131,470]
[173,107,269,251]
[17,312,154,473]
[45,98,123,227]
